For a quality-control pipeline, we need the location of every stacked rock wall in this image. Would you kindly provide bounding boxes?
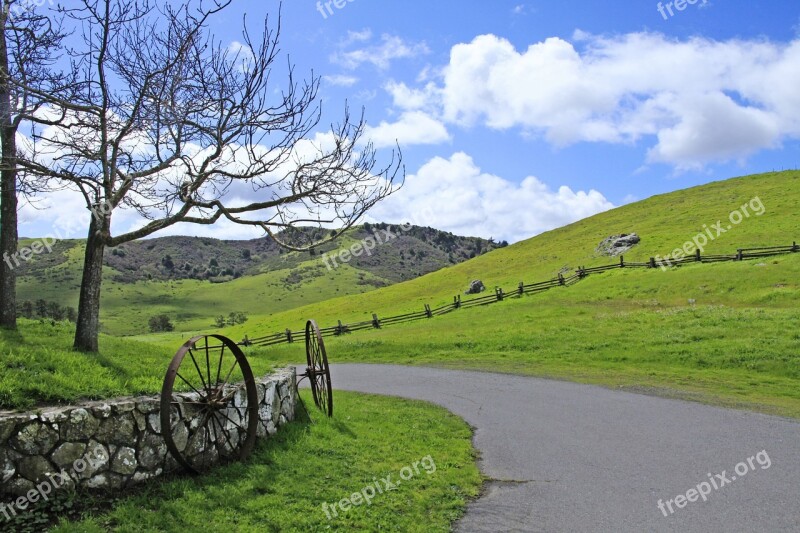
[0,368,296,497]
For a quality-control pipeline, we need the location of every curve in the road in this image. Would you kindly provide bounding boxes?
[308,364,799,533]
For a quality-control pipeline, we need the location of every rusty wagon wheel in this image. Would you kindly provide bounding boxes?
[161,335,259,474]
[305,319,333,417]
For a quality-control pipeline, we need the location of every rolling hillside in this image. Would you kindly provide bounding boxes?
[213,170,799,333]
[15,225,501,335]
[188,170,800,417]
[4,171,798,418]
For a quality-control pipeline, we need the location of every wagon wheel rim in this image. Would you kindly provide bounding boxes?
[305,319,333,417]
[161,335,259,474]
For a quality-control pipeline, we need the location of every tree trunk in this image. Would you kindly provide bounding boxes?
[73,219,105,352]
[0,134,16,330]
[0,9,18,330]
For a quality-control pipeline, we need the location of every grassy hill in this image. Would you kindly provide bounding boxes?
[15,225,500,336]
[197,170,799,417]
[4,170,799,418]
[208,170,798,333]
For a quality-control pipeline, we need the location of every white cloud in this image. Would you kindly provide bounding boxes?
[419,32,800,169]
[364,111,451,148]
[385,80,441,112]
[332,34,430,70]
[343,29,373,46]
[323,74,359,87]
[645,93,780,169]
[369,152,614,242]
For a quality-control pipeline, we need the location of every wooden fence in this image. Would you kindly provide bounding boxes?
[239,241,799,347]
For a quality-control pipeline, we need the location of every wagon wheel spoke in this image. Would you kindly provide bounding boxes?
[204,337,213,395]
[174,372,207,401]
[220,358,241,392]
[206,413,232,458]
[187,348,210,394]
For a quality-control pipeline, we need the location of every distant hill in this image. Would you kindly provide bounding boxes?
[15,224,504,335]
[97,224,503,285]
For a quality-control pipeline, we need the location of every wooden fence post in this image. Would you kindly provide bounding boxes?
[620,255,625,268]
[285,329,293,343]
[695,249,701,262]
[453,295,461,309]
[336,320,345,335]
[793,241,798,252]
[495,287,504,301]
[241,335,251,347]
[424,304,432,318]
[372,313,381,329]
[558,273,565,286]
[737,249,743,261]
[649,257,656,268]
[518,282,524,296]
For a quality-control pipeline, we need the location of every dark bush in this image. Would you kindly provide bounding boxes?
[148,315,174,332]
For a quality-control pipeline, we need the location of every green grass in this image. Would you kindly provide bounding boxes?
[19,171,799,338]
[44,391,481,532]
[16,225,492,337]
[16,249,391,337]
[0,320,274,410]
[5,171,800,418]
[229,170,792,329]
[253,256,800,418]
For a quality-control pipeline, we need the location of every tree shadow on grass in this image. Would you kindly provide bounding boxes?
[0,326,25,344]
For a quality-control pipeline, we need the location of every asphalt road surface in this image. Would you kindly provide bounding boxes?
[306,364,800,532]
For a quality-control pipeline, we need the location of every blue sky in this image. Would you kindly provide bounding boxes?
[19,0,800,242]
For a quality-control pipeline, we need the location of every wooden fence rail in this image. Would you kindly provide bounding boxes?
[238,241,799,348]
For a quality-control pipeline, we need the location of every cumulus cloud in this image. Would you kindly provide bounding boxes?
[364,111,450,148]
[398,32,800,170]
[385,80,441,112]
[368,152,614,242]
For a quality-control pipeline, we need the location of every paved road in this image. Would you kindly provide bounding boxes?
[308,364,799,532]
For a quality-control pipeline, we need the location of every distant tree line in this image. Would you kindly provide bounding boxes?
[17,300,77,322]
[215,312,249,328]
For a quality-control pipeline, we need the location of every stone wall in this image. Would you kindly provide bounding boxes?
[0,368,297,497]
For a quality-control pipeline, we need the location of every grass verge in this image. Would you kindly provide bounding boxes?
[3,391,481,532]
[0,320,274,411]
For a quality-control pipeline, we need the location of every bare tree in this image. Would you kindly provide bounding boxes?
[0,0,69,329]
[21,0,403,351]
